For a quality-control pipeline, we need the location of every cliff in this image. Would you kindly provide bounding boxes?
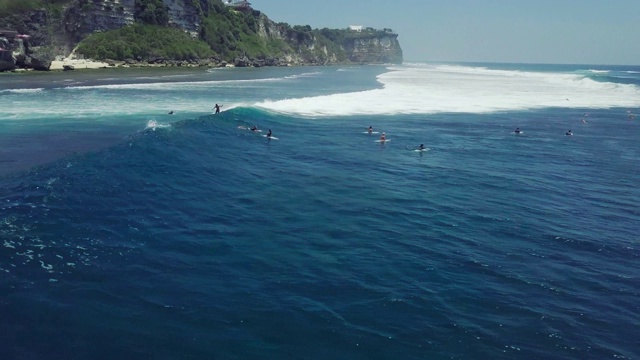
[0,0,403,71]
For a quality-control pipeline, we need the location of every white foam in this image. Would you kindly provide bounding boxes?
[256,63,640,117]
[145,119,171,130]
[61,73,312,92]
[0,88,44,94]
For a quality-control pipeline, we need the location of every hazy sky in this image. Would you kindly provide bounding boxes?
[255,0,640,65]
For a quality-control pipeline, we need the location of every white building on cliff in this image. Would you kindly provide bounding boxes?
[224,0,252,7]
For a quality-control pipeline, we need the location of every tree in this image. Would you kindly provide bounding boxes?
[134,0,169,26]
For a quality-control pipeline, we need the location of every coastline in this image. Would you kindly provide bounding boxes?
[4,54,381,74]
[49,58,111,71]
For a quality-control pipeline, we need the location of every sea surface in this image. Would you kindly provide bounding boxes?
[1,62,639,359]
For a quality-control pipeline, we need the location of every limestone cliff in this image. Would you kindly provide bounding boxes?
[0,0,403,71]
[344,33,403,64]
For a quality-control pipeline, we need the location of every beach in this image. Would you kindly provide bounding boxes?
[48,57,111,71]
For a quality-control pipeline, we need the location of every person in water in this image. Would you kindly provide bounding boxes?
[566,130,573,136]
[266,129,272,138]
[250,125,258,131]
[380,132,386,141]
[514,127,521,134]
[213,104,223,114]
[368,126,373,134]
[168,110,174,115]
[418,144,425,150]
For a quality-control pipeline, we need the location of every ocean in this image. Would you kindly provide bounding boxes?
[1,62,639,359]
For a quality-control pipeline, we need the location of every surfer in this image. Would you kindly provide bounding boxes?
[168,110,174,115]
[581,118,587,124]
[380,132,386,142]
[418,144,425,150]
[213,103,223,114]
[514,127,521,134]
[368,126,373,134]
[250,125,258,131]
[566,130,573,136]
[266,129,272,138]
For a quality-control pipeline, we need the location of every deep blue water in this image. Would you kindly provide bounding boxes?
[1,63,639,359]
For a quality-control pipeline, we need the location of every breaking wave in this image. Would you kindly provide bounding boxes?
[256,63,640,117]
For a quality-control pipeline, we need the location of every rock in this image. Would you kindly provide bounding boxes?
[26,46,56,70]
[234,56,250,67]
[0,36,16,71]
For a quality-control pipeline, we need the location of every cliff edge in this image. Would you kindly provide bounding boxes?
[0,0,403,71]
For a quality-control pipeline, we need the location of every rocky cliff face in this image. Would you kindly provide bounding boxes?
[0,0,403,71]
[63,0,136,48]
[344,34,403,64]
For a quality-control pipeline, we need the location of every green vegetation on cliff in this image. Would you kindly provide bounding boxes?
[134,0,170,26]
[76,24,214,61]
[199,4,278,59]
[73,0,351,63]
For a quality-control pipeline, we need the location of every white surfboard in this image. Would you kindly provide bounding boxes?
[263,135,279,140]
[375,139,390,143]
[363,131,380,134]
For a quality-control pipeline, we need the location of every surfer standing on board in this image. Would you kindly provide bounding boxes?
[213,104,223,114]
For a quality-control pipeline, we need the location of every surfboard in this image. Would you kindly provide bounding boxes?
[513,131,523,134]
[414,148,429,152]
[363,131,380,134]
[263,135,279,140]
[375,139,390,143]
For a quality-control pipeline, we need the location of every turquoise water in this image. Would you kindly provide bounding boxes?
[1,63,639,359]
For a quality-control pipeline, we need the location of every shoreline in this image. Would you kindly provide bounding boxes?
[4,56,382,74]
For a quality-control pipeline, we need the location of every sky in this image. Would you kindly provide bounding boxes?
[254,0,640,65]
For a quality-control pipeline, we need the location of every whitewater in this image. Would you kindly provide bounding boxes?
[257,63,640,116]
